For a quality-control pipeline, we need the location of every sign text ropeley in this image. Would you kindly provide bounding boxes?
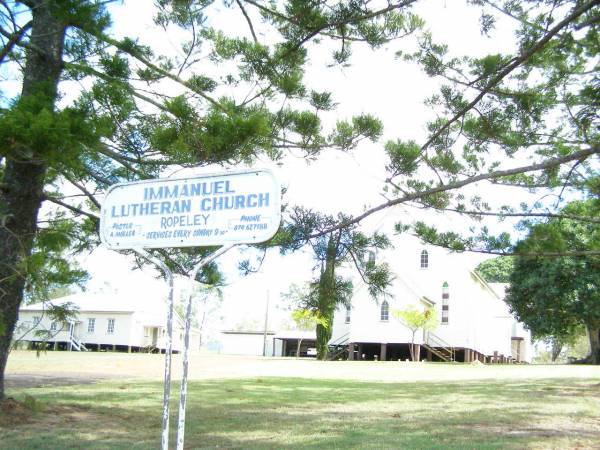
[100,169,281,249]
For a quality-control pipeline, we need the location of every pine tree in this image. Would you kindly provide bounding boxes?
[0,0,422,400]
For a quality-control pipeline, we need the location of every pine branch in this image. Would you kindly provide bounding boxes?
[420,0,600,154]
[91,32,224,112]
[66,62,170,112]
[411,202,600,225]
[310,145,600,238]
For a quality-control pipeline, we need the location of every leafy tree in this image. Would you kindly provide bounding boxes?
[317,0,599,257]
[505,200,600,364]
[0,0,423,400]
[281,209,393,359]
[290,308,328,358]
[392,304,437,361]
[475,257,515,283]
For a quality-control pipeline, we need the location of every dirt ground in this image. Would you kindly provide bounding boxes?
[6,350,600,389]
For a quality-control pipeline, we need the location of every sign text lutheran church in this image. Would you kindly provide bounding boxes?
[100,169,280,249]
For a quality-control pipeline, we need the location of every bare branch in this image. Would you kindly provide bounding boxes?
[43,195,99,222]
[236,0,258,43]
[0,20,31,64]
[60,173,101,210]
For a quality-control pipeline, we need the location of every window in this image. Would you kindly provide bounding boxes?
[345,305,351,324]
[368,251,376,264]
[107,318,115,334]
[380,300,389,321]
[87,318,95,333]
[441,282,449,324]
[420,250,429,269]
[33,316,41,326]
[50,321,57,332]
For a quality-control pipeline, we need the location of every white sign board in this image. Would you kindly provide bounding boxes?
[100,169,280,249]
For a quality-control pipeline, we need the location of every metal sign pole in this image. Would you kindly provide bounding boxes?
[176,244,235,450]
[134,249,175,450]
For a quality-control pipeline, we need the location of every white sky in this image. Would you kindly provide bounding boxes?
[65,1,529,331]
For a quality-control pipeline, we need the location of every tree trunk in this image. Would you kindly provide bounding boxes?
[316,237,337,360]
[0,4,66,400]
[316,318,333,360]
[296,338,303,358]
[550,340,563,362]
[586,323,600,364]
[409,331,416,361]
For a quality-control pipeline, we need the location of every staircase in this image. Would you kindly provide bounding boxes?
[70,336,88,351]
[327,332,350,360]
[423,331,454,362]
[142,345,157,353]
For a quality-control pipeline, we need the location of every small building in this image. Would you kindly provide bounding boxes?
[218,330,317,357]
[15,293,200,353]
[220,330,276,356]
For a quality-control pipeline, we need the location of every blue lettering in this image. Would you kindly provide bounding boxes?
[258,193,269,207]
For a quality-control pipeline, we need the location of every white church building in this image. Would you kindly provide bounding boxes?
[329,233,531,363]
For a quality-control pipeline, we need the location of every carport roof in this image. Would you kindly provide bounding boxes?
[274,330,316,340]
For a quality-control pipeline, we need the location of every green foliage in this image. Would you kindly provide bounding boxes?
[385,140,421,176]
[392,304,437,360]
[291,309,329,332]
[381,0,600,254]
[392,305,438,334]
[23,219,89,304]
[330,114,383,150]
[505,200,600,363]
[475,257,515,283]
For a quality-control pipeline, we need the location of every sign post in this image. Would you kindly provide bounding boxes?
[132,248,175,450]
[100,169,281,450]
[175,244,234,450]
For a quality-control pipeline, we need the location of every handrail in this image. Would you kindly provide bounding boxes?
[426,331,452,349]
[69,336,88,351]
[329,332,350,347]
[327,332,350,360]
[424,331,455,362]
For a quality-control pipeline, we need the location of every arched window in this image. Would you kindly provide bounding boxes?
[345,305,351,324]
[380,300,389,321]
[420,250,429,269]
[441,282,449,324]
[368,251,376,264]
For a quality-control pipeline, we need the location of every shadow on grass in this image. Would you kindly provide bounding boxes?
[2,378,599,449]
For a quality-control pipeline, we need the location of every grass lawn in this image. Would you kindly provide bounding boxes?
[2,375,600,449]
